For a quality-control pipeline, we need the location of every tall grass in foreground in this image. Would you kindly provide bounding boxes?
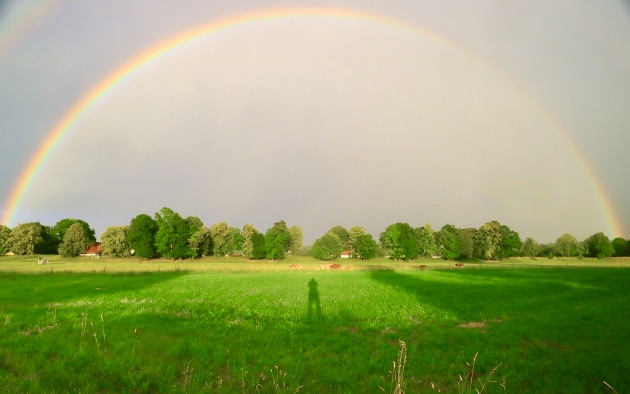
[0,268,628,392]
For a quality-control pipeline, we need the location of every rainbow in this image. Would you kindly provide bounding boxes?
[0,0,66,56]
[1,6,624,237]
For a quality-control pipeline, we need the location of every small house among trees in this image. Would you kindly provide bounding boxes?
[81,243,102,258]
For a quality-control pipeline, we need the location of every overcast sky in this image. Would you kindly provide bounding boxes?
[1,0,629,244]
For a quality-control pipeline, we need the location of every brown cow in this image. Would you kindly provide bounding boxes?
[329,263,342,270]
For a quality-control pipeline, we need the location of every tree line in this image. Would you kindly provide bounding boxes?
[0,208,628,260]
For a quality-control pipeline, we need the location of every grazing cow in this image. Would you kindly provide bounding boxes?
[289,264,302,269]
[455,263,464,268]
[414,265,426,270]
[329,263,342,270]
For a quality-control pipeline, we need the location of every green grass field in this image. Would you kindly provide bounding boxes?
[0,256,628,393]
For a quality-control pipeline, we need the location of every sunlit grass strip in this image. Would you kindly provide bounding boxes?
[1,255,629,274]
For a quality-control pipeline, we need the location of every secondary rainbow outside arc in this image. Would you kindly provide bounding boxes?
[1,6,624,238]
[0,0,67,55]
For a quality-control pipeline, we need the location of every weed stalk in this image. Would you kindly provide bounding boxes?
[391,340,407,394]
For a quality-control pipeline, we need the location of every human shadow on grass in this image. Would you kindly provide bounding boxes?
[306,278,322,322]
[0,271,189,307]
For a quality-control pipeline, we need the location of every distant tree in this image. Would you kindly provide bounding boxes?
[538,243,556,258]
[251,232,266,259]
[0,225,12,254]
[436,224,460,260]
[474,221,502,260]
[101,226,130,257]
[353,233,378,260]
[380,223,419,260]
[348,226,367,254]
[127,214,157,259]
[312,232,343,260]
[231,227,244,253]
[264,220,292,260]
[498,225,522,258]
[7,222,43,255]
[242,224,259,259]
[584,232,614,258]
[59,223,89,257]
[328,226,350,250]
[185,216,204,233]
[188,226,211,259]
[210,222,233,257]
[555,233,579,257]
[288,225,304,256]
[612,238,630,257]
[51,219,96,250]
[414,224,437,258]
[35,225,58,254]
[522,237,540,258]
[154,207,190,259]
[457,228,475,259]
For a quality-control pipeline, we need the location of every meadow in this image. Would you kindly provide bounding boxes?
[0,256,628,393]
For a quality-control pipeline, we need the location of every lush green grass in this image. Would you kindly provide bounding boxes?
[0,263,628,393]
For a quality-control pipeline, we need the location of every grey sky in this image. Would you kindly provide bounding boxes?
[1,0,629,244]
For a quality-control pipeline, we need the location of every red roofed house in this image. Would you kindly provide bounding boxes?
[81,243,102,258]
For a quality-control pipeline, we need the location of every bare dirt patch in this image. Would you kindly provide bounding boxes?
[458,318,503,328]
[459,321,487,328]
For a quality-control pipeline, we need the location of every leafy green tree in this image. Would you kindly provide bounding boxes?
[35,225,58,254]
[555,233,579,257]
[59,223,89,257]
[380,222,419,260]
[101,226,131,257]
[7,222,43,255]
[584,232,614,258]
[457,228,475,259]
[328,226,350,250]
[498,225,522,258]
[188,226,211,259]
[436,224,460,260]
[231,227,244,253]
[51,219,96,251]
[251,232,266,259]
[612,238,630,257]
[522,237,540,257]
[474,221,502,260]
[154,207,190,259]
[312,232,343,260]
[288,225,304,256]
[414,224,437,257]
[264,220,292,260]
[242,224,266,259]
[128,214,157,259]
[538,243,556,258]
[242,224,258,259]
[353,233,378,260]
[348,226,367,254]
[210,222,233,257]
[185,216,204,233]
[0,225,12,254]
